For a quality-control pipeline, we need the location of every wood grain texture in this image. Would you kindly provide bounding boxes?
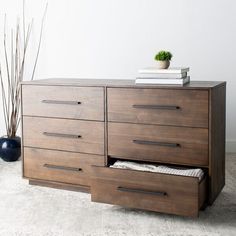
[21,79,225,89]
[29,179,90,193]
[24,147,104,186]
[199,178,207,209]
[23,117,104,155]
[108,122,209,166]
[91,166,206,217]
[20,84,25,177]
[107,88,209,128]
[208,83,226,204]
[20,79,226,216]
[22,85,104,121]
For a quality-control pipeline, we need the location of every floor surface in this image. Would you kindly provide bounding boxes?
[0,154,236,236]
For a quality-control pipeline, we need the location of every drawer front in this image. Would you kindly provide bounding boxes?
[91,166,206,217]
[108,123,208,166]
[23,117,104,155]
[22,85,104,121]
[107,88,209,128]
[24,147,104,186]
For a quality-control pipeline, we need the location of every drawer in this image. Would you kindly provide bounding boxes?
[108,123,208,166]
[107,88,209,128]
[23,117,104,155]
[24,147,104,186]
[22,85,104,121]
[91,166,207,217]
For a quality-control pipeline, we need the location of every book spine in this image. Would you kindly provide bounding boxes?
[138,72,187,79]
[135,77,190,85]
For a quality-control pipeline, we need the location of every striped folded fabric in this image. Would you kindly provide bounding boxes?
[155,165,204,181]
[110,161,204,181]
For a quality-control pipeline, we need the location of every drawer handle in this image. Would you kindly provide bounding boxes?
[133,139,180,147]
[43,132,81,139]
[117,186,167,196]
[132,104,180,110]
[43,164,82,172]
[42,100,81,105]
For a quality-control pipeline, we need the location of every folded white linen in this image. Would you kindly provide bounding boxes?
[155,165,204,181]
[110,161,159,172]
[110,161,204,181]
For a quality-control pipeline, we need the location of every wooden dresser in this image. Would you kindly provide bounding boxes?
[21,79,226,217]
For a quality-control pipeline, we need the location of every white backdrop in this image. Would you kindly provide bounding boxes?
[1,0,236,151]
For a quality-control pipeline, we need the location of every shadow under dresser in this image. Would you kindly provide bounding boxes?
[21,79,226,217]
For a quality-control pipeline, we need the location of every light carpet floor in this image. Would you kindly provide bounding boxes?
[0,154,236,236]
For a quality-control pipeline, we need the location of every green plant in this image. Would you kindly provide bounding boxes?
[155,51,173,61]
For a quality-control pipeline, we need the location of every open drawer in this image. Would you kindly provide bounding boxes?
[91,166,207,217]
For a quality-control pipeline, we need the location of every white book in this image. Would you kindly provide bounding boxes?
[135,76,190,85]
[138,67,189,74]
[138,72,187,79]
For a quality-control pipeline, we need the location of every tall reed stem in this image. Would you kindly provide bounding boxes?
[0,1,47,138]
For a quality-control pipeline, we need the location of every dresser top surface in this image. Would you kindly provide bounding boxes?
[21,78,226,89]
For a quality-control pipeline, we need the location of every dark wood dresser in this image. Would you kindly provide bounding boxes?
[21,79,226,217]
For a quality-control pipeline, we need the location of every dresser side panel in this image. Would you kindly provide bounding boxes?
[21,85,25,177]
[209,83,226,204]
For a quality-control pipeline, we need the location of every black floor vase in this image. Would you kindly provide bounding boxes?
[0,136,21,162]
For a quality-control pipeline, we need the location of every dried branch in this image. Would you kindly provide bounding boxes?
[31,3,48,80]
[19,19,33,83]
[0,64,9,135]
[0,0,47,137]
[3,16,11,125]
[23,0,26,46]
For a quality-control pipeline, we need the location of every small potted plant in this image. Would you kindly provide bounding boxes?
[155,51,173,69]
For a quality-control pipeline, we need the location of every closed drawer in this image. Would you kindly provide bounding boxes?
[22,85,104,121]
[108,123,208,166]
[91,166,206,217]
[24,147,104,186]
[23,117,104,155]
[107,88,209,128]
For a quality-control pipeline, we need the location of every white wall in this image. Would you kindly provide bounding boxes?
[1,0,236,151]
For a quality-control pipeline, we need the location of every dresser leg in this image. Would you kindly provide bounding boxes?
[200,202,208,211]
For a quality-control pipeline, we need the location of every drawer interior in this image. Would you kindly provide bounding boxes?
[91,160,207,217]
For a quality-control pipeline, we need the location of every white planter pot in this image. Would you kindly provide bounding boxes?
[157,60,170,69]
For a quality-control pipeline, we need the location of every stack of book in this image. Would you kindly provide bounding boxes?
[136,67,190,85]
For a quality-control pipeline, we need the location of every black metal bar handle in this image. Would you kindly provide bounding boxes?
[117,186,167,196]
[133,139,180,147]
[42,100,81,105]
[132,104,180,110]
[43,164,82,172]
[43,132,81,139]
